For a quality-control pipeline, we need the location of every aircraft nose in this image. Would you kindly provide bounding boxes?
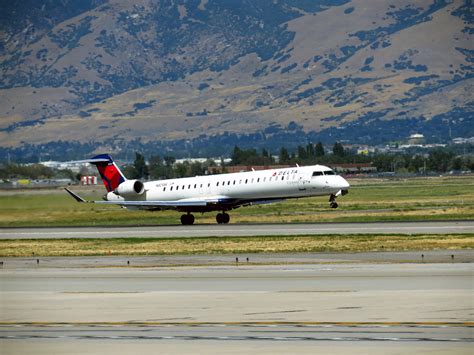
[341,178,350,189]
[338,176,350,190]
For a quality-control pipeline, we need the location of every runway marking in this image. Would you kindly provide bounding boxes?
[1,321,472,327]
[2,225,472,236]
[1,334,471,342]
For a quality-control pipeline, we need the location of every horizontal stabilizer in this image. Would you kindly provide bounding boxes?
[64,188,89,203]
[67,158,110,164]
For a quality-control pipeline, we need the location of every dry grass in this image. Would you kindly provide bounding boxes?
[1,234,472,257]
[0,175,473,227]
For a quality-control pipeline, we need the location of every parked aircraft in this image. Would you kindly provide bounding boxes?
[65,154,350,225]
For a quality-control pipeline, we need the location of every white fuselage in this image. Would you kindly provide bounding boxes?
[110,165,350,208]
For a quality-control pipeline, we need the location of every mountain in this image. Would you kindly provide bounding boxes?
[0,0,472,159]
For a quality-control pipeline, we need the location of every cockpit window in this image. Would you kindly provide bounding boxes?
[312,171,323,176]
[313,170,336,176]
[324,170,335,175]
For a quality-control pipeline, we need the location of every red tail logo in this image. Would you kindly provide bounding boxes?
[90,154,126,192]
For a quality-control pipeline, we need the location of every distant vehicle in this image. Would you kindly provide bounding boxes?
[65,154,350,225]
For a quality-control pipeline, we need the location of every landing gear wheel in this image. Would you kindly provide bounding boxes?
[330,202,338,209]
[216,212,230,224]
[222,212,230,224]
[181,213,195,225]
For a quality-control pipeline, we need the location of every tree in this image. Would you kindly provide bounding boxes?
[297,145,307,160]
[230,145,261,165]
[306,143,315,159]
[174,162,189,178]
[190,161,204,176]
[279,147,290,164]
[149,155,167,179]
[427,149,454,172]
[332,142,345,157]
[315,142,325,157]
[133,152,149,179]
[122,165,139,179]
[164,156,176,167]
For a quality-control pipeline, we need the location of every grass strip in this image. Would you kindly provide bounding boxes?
[0,234,473,257]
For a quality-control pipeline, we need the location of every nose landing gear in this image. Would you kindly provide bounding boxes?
[216,212,230,224]
[329,194,339,209]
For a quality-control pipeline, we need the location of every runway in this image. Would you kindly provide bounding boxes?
[1,220,473,239]
[1,261,472,354]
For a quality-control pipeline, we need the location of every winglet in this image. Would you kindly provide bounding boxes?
[64,187,90,203]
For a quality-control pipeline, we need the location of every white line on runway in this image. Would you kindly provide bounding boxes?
[2,226,471,236]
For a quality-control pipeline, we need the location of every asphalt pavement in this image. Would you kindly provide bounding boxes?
[1,220,473,239]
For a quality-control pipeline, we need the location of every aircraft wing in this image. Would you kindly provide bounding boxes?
[95,200,208,207]
[65,188,224,208]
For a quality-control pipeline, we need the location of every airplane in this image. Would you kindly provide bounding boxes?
[65,154,350,225]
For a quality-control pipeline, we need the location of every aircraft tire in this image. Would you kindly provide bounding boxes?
[181,214,195,225]
[222,213,230,224]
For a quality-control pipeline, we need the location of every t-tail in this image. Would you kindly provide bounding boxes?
[87,154,126,192]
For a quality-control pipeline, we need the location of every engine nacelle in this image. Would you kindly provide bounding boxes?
[114,180,145,197]
[104,192,124,201]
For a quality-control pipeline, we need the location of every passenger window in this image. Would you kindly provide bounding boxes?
[188,185,191,189]
[194,184,197,188]
[257,178,260,183]
[281,176,284,181]
[233,180,236,185]
[227,181,230,185]
[171,186,174,191]
[217,182,219,186]
[245,179,248,184]
[208,183,210,187]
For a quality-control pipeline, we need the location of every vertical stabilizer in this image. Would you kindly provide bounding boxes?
[89,154,126,192]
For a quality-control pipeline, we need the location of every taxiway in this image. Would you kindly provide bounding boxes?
[1,260,472,354]
[1,220,473,239]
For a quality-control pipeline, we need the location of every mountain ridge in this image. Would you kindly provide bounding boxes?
[0,0,472,158]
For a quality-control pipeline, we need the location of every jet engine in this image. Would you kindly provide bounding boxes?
[114,180,145,197]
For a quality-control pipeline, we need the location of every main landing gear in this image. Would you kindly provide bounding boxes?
[180,213,195,225]
[329,194,339,209]
[180,212,231,225]
[216,212,230,224]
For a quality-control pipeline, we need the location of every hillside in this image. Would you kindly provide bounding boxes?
[0,0,472,159]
